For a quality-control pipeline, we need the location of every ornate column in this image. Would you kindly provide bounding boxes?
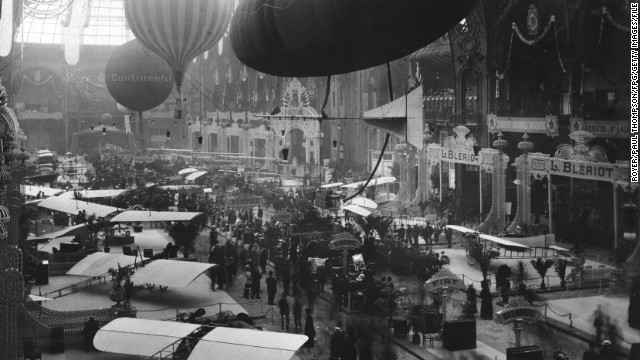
[479,131,509,234]
[508,132,533,233]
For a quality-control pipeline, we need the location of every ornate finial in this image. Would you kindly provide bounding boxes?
[493,130,509,151]
[517,131,534,153]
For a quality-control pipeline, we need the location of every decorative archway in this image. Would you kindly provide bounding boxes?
[271,78,321,174]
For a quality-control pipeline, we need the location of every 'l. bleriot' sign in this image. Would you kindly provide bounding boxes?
[529,156,621,182]
[494,306,542,324]
[428,147,481,165]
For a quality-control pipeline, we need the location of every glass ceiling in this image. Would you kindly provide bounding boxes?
[17,0,134,46]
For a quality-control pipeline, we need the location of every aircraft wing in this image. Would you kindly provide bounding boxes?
[478,233,530,250]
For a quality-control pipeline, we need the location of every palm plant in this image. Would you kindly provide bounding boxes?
[554,258,568,288]
[469,244,500,281]
[512,260,529,284]
[530,257,555,290]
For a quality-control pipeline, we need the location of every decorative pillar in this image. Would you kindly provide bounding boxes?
[548,174,553,234]
[513,319,524,347]
[479,131,509,234]
[508,132,533,233]
[613,185,618,249]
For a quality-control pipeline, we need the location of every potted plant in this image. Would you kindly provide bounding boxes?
[512,260,528,285]
[530,257,555,290]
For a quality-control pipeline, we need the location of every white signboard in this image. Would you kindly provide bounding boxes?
[529,156,621,182]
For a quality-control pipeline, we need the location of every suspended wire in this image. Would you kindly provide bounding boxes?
[345,62,394,202]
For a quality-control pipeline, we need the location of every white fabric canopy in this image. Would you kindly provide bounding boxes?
[178,167,199,175]
[66,252,144,277]
[445,225,478,234]
[189,327,308,360]
[185,171,207,181]
[350,197,378,209]
[94,318,200,357]
[321,182,344,188]
[342,204,371,217]
[110,211,203,223]
[38,236,77,253]
[478,233,531,250]
[37,197,120,218]
[28,223,87,242]
[130,260,217,288]
[57,189,127,199]
[341,176,396,189]
[21,185,64,198]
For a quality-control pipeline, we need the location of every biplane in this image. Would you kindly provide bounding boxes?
[445,225,570,266]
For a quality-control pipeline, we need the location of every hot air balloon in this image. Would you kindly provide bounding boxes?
[105,40,174,112]
[124,0,233,114]
[230,0,478,77]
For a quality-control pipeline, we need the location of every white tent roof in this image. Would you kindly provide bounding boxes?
[66,252,144,277]
[189,327,308,360]
[185,171,208,181]
[57,189,128,199]
[110,211,203,223]
[341,176,396,189]
[130,260,217,288]
[94,318,200,357]
[28,223,87,241]
[21,185,64,198]
[37,197,120,218]
[342,204,371,217]
[178,167,199,175]
[350,197,378,209]
[38,236,77,253]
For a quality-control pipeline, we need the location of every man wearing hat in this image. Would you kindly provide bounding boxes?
[329,324,345,360]
[599,340,613,360]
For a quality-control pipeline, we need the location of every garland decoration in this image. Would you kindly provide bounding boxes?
[604,7,630,32]
[553,23,568,74]
[512,15,556,46]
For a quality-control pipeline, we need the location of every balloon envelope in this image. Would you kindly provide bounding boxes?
[105,40,174,112]
[124,0,232,90]
[231,0,478,77]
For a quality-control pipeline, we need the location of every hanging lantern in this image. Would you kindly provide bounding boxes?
[197,136,203,147]
[166,131,171,141]
[91,122,94,132]
[102,127,107,135]
[281,147,289,161]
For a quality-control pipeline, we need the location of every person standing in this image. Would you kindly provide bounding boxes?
[266,271,278,305]
[278,294,290,331]
[342,325,358,360]
[251,265,262,299]
[257,206,263,219]
[480,280,493,320]
[592,304,605,345]
[282,261,291,296]
[293,295,303,333]
[259,247,269,274]
[303,308,315,350]
[582,342,598,360]
[329,326,345,360]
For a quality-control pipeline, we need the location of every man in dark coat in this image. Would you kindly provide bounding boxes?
[329,326,345,360]
[266,271,278,305]
[257,206,263,219]
[425,222,434,244]
[303,308,315,349]
[293,295,303,333]
[278,294,290,331]
[480,280,493,320]
[251,266,262,299]
[259,247,269,274]
[342,325,358,360]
